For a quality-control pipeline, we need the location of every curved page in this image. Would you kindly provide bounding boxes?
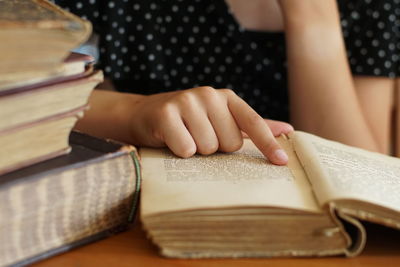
[291,131,400,213]
[140,136,321,217]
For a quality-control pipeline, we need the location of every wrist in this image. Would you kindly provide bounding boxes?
[112,92,146,144]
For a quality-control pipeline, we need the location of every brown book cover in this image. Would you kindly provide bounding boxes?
[0,69,103,132]
[0,52,94,92]
[0,0,92,73]
[0,131,141,266]
[0,106,87,175]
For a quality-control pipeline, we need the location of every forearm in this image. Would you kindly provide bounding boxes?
[280,0,381,152]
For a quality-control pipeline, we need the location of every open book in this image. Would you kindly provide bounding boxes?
[140,131,400,258]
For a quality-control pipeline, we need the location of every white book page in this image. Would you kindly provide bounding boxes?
[291,131,400,212]
[140,136,321,217]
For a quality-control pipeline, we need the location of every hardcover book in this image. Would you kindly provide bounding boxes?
[0,0,91,74]
[140,131,400,258]
[0,52,93,92]
[0,69,103,132]
[0,107,84,175]
[0,68,103,175]
[0,131,141,266]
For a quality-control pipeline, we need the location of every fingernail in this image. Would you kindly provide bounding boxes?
[274,149,288,163]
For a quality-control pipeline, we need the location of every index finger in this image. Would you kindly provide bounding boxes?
[227,94,289,165]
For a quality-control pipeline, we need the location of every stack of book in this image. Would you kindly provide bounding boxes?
[0,0,103,175]
[0,1,141,266]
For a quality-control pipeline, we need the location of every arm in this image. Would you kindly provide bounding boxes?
[279,0,395,153]
[75,83,293,165]
[354,76,394,154]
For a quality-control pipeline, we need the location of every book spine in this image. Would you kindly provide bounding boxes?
[0,152,139,266]
[15,151,142,266]
[128,150,142,223]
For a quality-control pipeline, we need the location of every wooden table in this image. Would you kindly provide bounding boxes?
[35,221,400,267]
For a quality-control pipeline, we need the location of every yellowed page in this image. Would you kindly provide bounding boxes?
[291,131,400,212]
[140,136,321,217]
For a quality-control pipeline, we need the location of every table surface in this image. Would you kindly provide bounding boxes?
[34,220,400,267]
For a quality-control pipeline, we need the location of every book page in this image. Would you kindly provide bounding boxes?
[140,136,321,217]
[291,131,400,213]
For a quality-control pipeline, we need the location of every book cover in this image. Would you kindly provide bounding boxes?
[0,0,92,73]
[0,52,94,92]
[0,131,141,266]
[0,106,86,175]
[0,70,103,132]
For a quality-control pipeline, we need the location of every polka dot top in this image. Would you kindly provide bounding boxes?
[54,0,399,122]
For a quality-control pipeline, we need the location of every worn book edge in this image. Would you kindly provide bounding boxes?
[14,157,141,267]
[287,131,400,257]
[0,69,102,98]
[335,208,367,257]
[286,132,367,257]
[1,132,142,266]
[0,52,94,92]
[326,202,366,257]
[0,106,87,176]
[0,0,91,32]
[0,104,87,136]
[66,131,142,224]
[0,1,92,74]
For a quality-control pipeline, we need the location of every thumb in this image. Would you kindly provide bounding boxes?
[241,119,294,138]
[264,119,294,137]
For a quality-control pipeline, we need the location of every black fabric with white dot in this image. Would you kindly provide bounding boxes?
[338,0,400,78]
[54,0,399,122]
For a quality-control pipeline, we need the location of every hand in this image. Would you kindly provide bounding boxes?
[127,87,293,165]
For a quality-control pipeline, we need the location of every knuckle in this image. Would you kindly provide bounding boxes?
[220,88,236,97]
[196,86,218,98]
[219,138,243,153]
[176,140,197,158]
[149,104,176,140]
[155,102,175,119]
[178,152,193,158]
[197,141,219,155]
[177,87,220,108]
[175,91,194,105]
[197,86,215,92]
